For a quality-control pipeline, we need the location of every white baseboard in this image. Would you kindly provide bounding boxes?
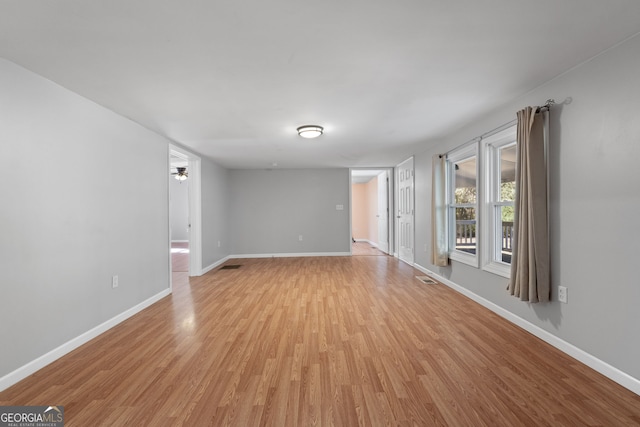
[171,240,189,243]
[230,252,351,259]
[354,239,378,247]
[200,255,231,275]
[413,263,640,396]
[0,288,171,392]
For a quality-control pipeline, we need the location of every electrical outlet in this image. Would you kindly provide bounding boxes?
[299,235,303,241]
[217,240,221,247]
[112,275,119,289]
[558,286,568,303]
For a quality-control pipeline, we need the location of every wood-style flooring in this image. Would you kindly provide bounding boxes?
[352,242,386,256]
[171,241,189,272]
[1,256,639,426]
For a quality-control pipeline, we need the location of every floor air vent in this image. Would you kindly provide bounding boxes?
[220,265,242,270]
[415,275,437,284]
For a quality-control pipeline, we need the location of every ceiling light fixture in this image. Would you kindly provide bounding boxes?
[173,167,188,181]
[297,125,323,139]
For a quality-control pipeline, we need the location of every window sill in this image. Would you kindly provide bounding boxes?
[449,250,478,268]
[482,262,510,278]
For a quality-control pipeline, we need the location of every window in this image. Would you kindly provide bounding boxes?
[482,126,516,277]
[445,126,518,276]
[446,144,478,267]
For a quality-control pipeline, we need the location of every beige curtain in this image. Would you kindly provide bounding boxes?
[508,107,550,302]
[431,154,448,266]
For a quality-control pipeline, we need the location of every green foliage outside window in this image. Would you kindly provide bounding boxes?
[501,181,515,222]
[455,187,476,220]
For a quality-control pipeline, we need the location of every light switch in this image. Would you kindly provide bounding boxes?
[336,204,344,210]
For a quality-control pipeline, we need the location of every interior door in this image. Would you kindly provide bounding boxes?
[397,157,414,264]
[377,171,389,254]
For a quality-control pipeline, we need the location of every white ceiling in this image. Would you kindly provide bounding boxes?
[2,1,640,169]
[169,155,188,173]
[351,169,386,184]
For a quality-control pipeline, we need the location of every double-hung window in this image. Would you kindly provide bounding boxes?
[446,144,478,267]
[444,124,519,277]
[482,126,516,277]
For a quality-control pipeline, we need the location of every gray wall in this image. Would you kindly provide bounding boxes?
[170,178,189,241]
[229,169,351,255]
[0,59,171,378]
[201,156,231,268]
[413,34,640,380]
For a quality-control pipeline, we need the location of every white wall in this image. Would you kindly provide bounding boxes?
[228,169,351,255]
[0,59,171,380]
[413,34,640,381]
[170,178,189,241]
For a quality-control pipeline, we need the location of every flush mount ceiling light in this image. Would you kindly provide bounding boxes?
[297,125,323,139]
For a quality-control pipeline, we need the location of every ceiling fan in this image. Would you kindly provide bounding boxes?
[172,167,188,181]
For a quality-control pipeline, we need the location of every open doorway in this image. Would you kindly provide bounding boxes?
[170,155,190,272]
[168,145,202,285]
[350,168,393,256]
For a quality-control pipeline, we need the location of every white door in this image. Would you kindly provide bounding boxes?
[377,171,389,254]
[397,157,414,264]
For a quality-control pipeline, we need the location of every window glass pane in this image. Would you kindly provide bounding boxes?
[455,157,476,204]
[500,145,516,202]
[499,205,514,264]
[455,207,476,255]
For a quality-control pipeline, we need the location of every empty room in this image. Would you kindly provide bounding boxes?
[1,1,640,426]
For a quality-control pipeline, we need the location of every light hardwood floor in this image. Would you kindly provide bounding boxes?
[171,241,189,273]
[2,256,639,426]
[352,242,386,256]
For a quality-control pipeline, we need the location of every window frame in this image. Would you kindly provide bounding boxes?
[481,126,517,277]
[446,142,479,267]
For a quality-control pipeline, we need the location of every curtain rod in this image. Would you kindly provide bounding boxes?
[537,98,556,112]
[438,99,555,158]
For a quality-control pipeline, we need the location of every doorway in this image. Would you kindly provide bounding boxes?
[350,168,393,256]
[170,155,190,272]
[168,145,202,283]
